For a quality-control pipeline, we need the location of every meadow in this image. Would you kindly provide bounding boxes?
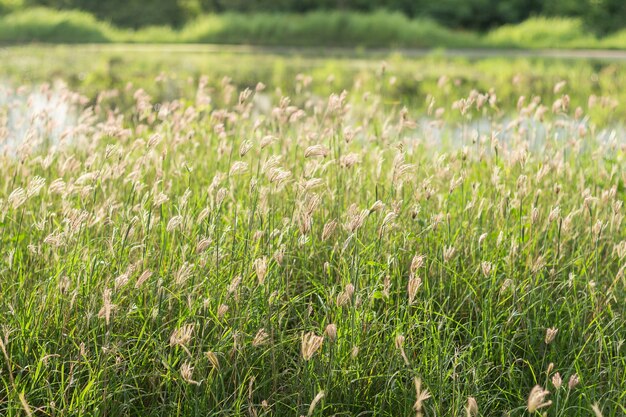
[0,47,625,416]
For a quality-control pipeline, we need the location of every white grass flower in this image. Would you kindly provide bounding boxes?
[527,385,551,413]
[301,332,324,361]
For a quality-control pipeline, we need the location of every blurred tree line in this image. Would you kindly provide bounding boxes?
[20,0,626,34]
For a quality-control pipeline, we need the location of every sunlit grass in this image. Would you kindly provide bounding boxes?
[0,69,624,416]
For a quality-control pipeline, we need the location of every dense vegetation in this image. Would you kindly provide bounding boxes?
[6,0,625,35]
[0,51,625,416]
[3,8,626,49]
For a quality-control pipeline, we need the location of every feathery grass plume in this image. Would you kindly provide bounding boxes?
[324,324,337,342]
[307,391,325,417]
[591,403,603,417]
[410,254,425,274]
[395,334,410,365]
[350,345,359,359]
[180,361,200,385]
[26,176,46,198]
[304,144,330,158]
[413,377,431,417]
[252,328,269,347]
[197,207,210,224]
[443,246,456,263]
[551,372,562,389]
[8,188,27,210]
[337,283,355,307]
[408,276,422,305]
[114,271,130,290]
[135,269,152,288]
[170,324,194,355]
[253,257,268,285]
[97,288,115,326]
[205,351,219,370]
[196,237,212,253]
[568,374,579,390]
[321,220,338,241]
[466,397,478,417]
[217,304,229,319]
[301,332,324,361]
[227,275,242,296]
[340,153,360,168]
[344,207,369,233]
[229,160,249,176]
[481,261,493,277]
[166,215,184,232]
[527,385,551,413]
[544,327,558,345]
[174,262,194,286]
[369,200,385,214]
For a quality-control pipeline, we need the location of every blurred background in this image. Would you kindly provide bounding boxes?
[0,0,624,47]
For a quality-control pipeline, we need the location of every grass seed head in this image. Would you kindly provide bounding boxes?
[301,332,324,361]
[527,385,551,413]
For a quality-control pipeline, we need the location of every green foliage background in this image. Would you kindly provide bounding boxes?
[1,0,624,35]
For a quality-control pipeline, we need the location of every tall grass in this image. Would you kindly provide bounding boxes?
[0,68,624,416]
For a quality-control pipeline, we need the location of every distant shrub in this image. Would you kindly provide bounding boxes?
[485,17,599,49]
[0,7,116,42]
[180,11,479,48]
[0,0,23,15]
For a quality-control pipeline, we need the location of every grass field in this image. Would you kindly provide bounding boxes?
[0,47,625,416]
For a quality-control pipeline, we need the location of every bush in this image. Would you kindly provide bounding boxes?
[180,11,479,48]
[485,17,598,49]
[0,7,117,42]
